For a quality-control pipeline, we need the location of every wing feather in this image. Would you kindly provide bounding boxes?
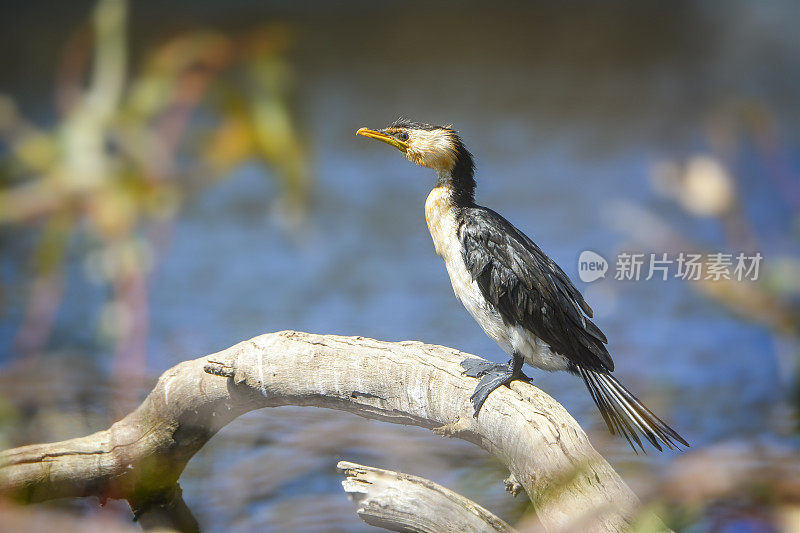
[457,206,613,371]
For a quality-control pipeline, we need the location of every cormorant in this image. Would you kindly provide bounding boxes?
[357,119,688,452]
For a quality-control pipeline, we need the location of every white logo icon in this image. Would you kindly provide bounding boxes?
[578,251,608,283]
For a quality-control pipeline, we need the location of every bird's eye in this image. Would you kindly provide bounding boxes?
[397,132,409,142]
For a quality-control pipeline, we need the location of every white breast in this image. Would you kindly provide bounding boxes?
[424,187,569,372]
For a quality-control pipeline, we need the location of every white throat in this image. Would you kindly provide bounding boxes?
[424,186,457,260]
[406,130,457,174]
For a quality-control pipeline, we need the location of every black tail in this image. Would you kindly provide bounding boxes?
[577,366,689,453]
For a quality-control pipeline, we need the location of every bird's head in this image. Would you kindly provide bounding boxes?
[358,118,474,177]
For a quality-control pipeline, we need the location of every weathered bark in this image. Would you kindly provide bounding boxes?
[0,330,639,532]
[338,460,517,533]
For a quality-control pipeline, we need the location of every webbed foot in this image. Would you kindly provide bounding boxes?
[460,356,530,417]
[460,358,497,378]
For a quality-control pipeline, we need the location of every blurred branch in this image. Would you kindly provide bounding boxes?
[1,0,310,378]
[133,484,199,533]
[0,331,641,532]
[605,201,800,337]
[338,460,517,533]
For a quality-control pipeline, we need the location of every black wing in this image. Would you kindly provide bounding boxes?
[457,205,613,372]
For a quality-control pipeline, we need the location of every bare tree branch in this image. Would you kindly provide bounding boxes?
[0,330,639,532]
[338,460,517,533]
[134,483,199,533]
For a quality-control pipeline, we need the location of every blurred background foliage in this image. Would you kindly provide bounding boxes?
[0,0,309,415]
[1,0,799,531]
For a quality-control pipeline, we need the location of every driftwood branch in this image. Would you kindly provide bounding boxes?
[0,330,639,532]
[134,483,199,532]
[338,460,517,533]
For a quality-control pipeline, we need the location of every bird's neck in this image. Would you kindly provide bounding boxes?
[427,136,475,205]
[435,167,475,206]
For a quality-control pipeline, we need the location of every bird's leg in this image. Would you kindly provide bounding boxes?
[461,354,529,417]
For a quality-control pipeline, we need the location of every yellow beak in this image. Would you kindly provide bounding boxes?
[356,127,408,152]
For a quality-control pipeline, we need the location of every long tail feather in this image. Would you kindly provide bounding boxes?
[578,366,689,453]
